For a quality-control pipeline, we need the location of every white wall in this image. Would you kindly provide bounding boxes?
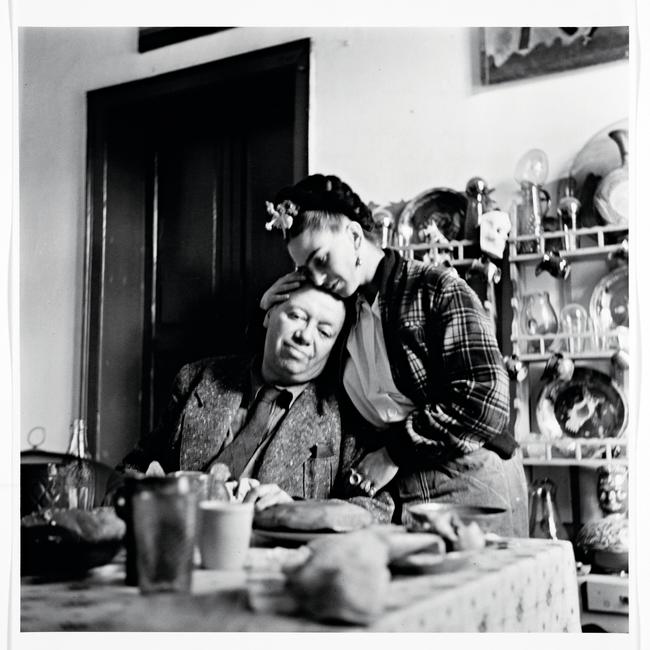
[19,26,629,452]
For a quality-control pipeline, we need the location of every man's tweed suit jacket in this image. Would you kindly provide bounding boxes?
[121,356,346,500]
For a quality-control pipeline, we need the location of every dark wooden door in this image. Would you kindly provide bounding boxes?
[83,41,309,467]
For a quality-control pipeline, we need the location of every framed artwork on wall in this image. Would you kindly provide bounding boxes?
[480,26,629,85]
[138,27,234,53]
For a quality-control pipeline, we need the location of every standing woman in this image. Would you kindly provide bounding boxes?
[262,174,528,537]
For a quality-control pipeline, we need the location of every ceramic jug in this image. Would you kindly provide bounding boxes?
[528,477,569,541]
[594,129,628,226]
[463,177,492,242]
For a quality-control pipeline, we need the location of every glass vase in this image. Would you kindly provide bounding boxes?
[520,291,558,354]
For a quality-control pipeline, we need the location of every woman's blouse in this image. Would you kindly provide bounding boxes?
[343,292,415,429]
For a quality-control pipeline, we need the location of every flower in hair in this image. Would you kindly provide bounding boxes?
[265,199,299,234]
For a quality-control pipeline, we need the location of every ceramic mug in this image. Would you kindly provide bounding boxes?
[198,501,254,570]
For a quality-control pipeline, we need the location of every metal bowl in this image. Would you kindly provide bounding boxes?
[404,503,507,534]
[21,507,125,578]
[21,524,123,578]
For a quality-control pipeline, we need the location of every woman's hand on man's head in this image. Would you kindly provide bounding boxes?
[260,270,307,311]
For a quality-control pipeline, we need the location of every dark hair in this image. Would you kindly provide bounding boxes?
[273,174,376,241]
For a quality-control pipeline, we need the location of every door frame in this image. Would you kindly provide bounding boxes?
[81,39,310,459]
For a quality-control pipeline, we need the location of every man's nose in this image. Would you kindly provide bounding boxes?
[293,322,315,345]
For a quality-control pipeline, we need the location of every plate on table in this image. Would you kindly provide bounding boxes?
[397,188,467,243]
[589,267,628,340]
[536,367,627,455]
[252,499,373,535]
[390,550,476,575]
[406,503,506,525]
[253,528,340,546]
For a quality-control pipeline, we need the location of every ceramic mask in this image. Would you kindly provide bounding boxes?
[479,210,511,259]
[597,466,628,515]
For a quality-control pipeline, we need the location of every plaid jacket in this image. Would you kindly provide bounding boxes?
[348,249,516,467]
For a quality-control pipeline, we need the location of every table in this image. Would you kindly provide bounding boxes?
[21,537,581,633]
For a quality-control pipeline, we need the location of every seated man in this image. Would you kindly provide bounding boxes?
[118,283,392,522]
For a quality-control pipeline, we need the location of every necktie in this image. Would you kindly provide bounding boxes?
[216,385,284,480]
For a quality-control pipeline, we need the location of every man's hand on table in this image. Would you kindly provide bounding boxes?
[145,461,166,477]
[136,466,293,510]
[243,483,293,510]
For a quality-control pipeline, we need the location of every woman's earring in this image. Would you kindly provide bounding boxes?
[352,227,362,267]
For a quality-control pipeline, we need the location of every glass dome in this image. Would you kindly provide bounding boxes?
[514,148,549,185]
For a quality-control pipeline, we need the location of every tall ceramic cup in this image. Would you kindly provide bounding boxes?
[198,501,254,570]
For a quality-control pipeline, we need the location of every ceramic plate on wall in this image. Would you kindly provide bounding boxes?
[570,118,628,192]
[589,266,629,337]
[536,367,627,450]
[398,188,467,243]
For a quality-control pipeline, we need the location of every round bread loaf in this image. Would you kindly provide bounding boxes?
[285,530,390,624]
[254,499,373,532]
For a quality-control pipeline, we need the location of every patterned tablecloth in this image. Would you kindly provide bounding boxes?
[20,537,581,633]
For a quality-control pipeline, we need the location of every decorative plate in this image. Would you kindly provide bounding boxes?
[397,188,467,243]
[535,367,627,446]
[589,267,628,338]
[570,118,628,192]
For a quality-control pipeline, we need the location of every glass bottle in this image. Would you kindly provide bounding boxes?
[463,177,492,243]
[528,477,569,541]
[558,303,593,354]
[513,149,550,253]
[557,177,581,251]
[65,418,95,510]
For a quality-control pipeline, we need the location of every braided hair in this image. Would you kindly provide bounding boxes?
[273,174,378,241]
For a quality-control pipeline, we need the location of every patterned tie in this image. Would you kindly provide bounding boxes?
[216,385,284,480]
